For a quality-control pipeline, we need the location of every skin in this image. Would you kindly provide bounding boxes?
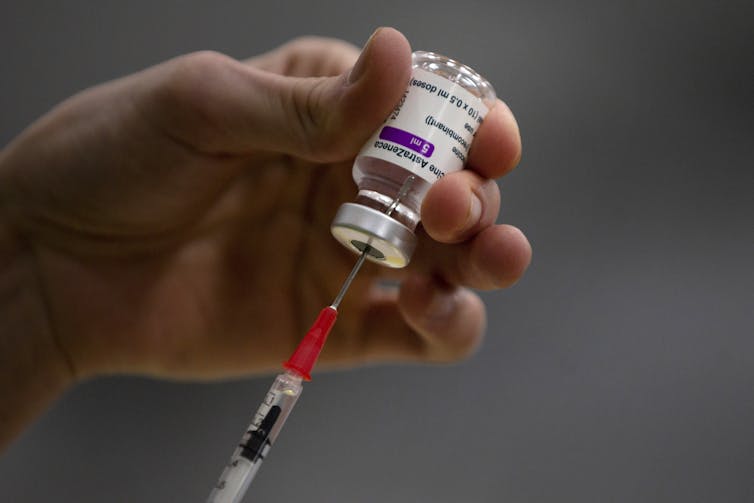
[0,28,530,450]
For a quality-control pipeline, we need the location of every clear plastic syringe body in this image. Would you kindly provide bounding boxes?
[331,51,497,268]
[207,370,303,503]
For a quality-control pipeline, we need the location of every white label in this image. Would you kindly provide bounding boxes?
[357,67,489,183]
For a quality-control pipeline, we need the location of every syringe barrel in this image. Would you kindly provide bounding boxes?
[207,371,303,503]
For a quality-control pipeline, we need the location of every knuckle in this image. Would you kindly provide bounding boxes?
[150,51,237,145]
[158,51,233,113]
[181,49,234,71]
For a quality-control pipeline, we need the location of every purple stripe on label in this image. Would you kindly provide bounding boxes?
[379,126,435,158]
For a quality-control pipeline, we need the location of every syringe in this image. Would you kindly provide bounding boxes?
[207,176,415,502]
[206,249,368,503]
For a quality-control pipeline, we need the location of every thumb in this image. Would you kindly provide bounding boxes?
[146,28,412,161]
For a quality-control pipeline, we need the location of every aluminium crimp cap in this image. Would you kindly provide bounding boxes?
[330,203,417,268]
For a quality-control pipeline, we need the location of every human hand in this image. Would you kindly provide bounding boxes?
[0,28,529,388]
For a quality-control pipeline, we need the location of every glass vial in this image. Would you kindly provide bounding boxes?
[331,51,497,268]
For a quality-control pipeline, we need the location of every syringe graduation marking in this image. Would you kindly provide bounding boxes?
[239,405,281,462]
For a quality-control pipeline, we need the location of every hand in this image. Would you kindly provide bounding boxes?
[0,27,529,419]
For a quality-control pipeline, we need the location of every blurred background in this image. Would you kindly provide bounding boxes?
[1,1,752,501]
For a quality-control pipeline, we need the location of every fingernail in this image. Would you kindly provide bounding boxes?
[425,288,458,322]
[348,28,382,84]
[466,193,482,230]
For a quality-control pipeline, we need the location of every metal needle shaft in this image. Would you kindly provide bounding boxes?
[331,248,368,310]
[385,175,416,217]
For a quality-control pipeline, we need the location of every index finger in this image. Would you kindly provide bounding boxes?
[466,99,522,179]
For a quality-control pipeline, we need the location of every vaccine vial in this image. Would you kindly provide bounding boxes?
[331,51,497,268]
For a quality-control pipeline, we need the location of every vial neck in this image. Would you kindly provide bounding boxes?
[355,189,419,231]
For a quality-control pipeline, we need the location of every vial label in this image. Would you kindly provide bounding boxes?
[358,67,489,183]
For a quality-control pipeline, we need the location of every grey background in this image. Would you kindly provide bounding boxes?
[1,1,753,502]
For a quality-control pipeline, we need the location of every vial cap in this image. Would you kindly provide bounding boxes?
[330,203,417,268]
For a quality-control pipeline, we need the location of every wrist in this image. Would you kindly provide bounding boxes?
[0,208,74,451]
